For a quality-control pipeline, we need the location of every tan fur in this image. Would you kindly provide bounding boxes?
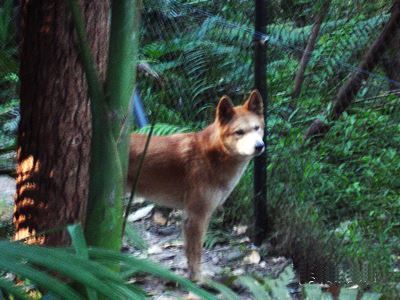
[128,90,264,280]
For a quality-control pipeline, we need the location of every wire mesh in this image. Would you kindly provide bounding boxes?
[137,0,400,287]
[0,0,399,291]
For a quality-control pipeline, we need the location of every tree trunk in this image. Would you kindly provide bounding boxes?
[304,0,400,140]
[253,0,268,246]
[382,30,400,92]
[14,1,109,246]
[291,0,331,100]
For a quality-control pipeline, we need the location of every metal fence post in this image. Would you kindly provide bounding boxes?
[253,0,268,246]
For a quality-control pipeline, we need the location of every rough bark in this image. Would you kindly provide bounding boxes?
[305,0,400,140]
[291,1,331,100]
[14,1,109,245]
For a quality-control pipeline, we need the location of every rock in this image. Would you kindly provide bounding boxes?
[0,175,15,205]
[232,268,245,276]
[243,250,261,265]
[233,225,247,235]
[127,204,154,222]
[0,175,15,222]
[153,295,178,300]
[270,256,287,264]
[148,245,163,255]
[225,249,243,262]
[212,256,219,264]
[203,264,222,278]
[155,225,178,236]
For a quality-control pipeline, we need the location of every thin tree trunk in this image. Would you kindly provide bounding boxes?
[305,0,400,140]
[382,30,400,92]
[14,1,109,245]
[78,0,137,251]
[253,0,268,246]
[291,0,331,100]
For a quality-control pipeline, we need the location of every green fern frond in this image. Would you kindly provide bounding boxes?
[135,123,192,135]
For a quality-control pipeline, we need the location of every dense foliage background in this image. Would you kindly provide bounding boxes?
[0,0,399,297]
[136,0,400,295]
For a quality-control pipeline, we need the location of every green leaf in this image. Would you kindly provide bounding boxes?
[303,284,332,300]
[88,248,217,300]
[0,50,18,76]
[0,242,139,299]
[68,224,98,300]
[205,279,240,300]
[264,265,296,299]
[0,255,82,300]
[68,223,89,259]
[0,276,29,300]
[238,276,270,299]
[338,287,358,299]
[360,292,382,300]
[125,224,148,250]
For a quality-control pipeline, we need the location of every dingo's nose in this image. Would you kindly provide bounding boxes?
[255,142,265,154]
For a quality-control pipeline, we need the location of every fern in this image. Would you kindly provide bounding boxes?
[140,2,254,121]
[0,0,14,49]
[135,123,192,135]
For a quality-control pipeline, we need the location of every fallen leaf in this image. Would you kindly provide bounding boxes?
[153,211,168,225]
[127,204,154,222]
[186,292,201,300]
[133,196,145,204]
[243,250,261,265]
[238,236,250,243]
[163,240,184,248]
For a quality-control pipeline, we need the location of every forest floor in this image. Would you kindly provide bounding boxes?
[0,175,297,299]
[124,204,295,299]
[1,175,379,299]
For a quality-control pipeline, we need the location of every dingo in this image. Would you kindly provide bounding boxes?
[128,90,264,280]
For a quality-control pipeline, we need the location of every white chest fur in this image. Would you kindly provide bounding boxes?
[215,161,249,208]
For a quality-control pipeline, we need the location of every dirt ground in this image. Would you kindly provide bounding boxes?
[124,206,295,299]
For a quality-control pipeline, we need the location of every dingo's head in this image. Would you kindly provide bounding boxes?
[216,90,265,158]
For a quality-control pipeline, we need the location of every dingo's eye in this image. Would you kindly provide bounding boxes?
[234,129,245,136]
[254,125,260,131]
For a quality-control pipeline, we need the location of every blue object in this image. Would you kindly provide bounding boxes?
[132,88,149,128]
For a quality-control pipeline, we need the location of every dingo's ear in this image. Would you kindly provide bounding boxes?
[244,89,263,116]
[217,95,235,124]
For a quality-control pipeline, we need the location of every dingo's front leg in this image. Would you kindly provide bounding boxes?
[183,209,211,281]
